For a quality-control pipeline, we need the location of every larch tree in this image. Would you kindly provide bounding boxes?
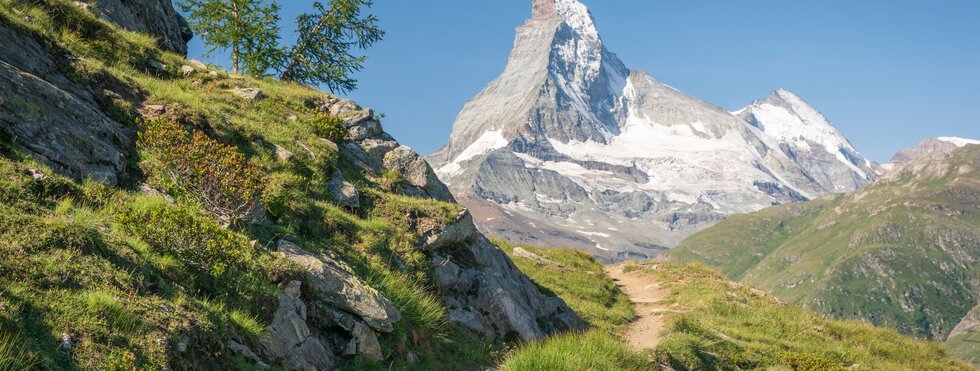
[279,0,384,94]
[179,0,284,76]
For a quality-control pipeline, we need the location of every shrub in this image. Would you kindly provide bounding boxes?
[308,111,346,143]
[138,118,263,224]
[121,198,251,276]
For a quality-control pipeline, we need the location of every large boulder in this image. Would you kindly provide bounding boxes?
[77,0,193,55]
[0,22,134,185]
[259,281,336,371]
[277,241,401,333]
[325,169,360,208]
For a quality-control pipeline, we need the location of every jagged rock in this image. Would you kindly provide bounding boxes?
[227,340,269,369]
[325,170,359,208]
[431,254,461,290]
[346,119,382,141]
[260,281,335,371]
[321,98,360,117]
[350,321,383,362]
[231,88,264,101]
[277,241,401,332]
[434,235,587,341]
[0,22,133,185]
[343,109,373,127]
[180,65,195,76]
[419,211,478,251]
[383,146,454,202]
[79,0,193,55]
[272,144,294,161]
[207,71,219,78]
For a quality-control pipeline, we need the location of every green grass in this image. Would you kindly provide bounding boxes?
[0,1,500,368]
[500,331,651,371]
[496,242,652,370]
[670,146,980,342]
[497,240,634,333]
[625,262,972,370]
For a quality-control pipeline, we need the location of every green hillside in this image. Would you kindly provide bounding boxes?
[495,243,971,370]
[671,145,980,356]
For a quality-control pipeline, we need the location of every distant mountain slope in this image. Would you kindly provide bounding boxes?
[425,0,878,260]
[671,145,980,342]
[889,137,980,167]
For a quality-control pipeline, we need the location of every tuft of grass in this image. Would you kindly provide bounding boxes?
[500,330,651,371]
[0,331,41,370]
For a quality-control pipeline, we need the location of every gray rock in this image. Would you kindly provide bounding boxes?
[79,0,192,55]
[180,65,195,76]
[325,170,359,208]
[231,87,264,101]
[272,144,294,161]
[259,281,335,371]
[148,60,166,72]
[347,119,382,141]
[0,22,133,185]
[419,211,478,251]
[277,241,401,332]
[431,254,461,290]
[227,340,269,369]
[383,145,454,202]
[188,60,208,71]
[351,321,384,362]
[322,98,360,117]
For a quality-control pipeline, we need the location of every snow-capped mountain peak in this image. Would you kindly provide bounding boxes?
[427,0,879,260]
[737,89,879,191]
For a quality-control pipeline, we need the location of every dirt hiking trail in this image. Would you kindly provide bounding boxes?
[605,264,672,351]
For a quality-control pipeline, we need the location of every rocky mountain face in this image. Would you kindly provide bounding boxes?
[426,0,878,260]
[888,137,980,168]
[671,145,980,344]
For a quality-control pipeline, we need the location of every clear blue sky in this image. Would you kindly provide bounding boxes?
[186,0,980,163]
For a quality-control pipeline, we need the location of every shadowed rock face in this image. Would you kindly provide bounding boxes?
[426,0,878,260]
[0,20,136,185]
[78,0,193,55]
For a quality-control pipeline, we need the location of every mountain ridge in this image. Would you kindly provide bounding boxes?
[426,0,878,260]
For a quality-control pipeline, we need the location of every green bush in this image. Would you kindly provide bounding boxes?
[137,118,263,224]
[308,112,346,143]
[121,197,251,276]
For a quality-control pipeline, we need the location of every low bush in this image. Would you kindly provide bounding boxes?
[308,111,346,143]
[120,197,251,276]
[138,118,263,224]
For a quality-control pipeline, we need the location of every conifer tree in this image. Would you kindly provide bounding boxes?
[279,0,384,93]
[179,0,284,75]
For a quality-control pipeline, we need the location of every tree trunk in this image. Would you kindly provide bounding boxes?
[232,41,239,74]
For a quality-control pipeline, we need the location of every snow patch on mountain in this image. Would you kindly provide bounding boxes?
[436,130,508,177]
[937,137,980,147]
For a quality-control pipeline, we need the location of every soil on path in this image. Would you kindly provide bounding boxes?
[605,264,672,351]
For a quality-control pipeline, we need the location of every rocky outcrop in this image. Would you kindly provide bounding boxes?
[75,0,192,55]
[259,281,336,371]
[317,96,587,342]
[277,241,401,333]
[0,20,135,185]
[326,170,360,208]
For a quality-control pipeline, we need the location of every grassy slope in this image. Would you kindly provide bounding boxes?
[494,242,970,370]
[635,262,972,371]
[0,0,497,369]
[671,146,980,342]
[495,242,653,370]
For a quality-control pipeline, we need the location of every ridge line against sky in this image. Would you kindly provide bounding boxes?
[185,0,980,163]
